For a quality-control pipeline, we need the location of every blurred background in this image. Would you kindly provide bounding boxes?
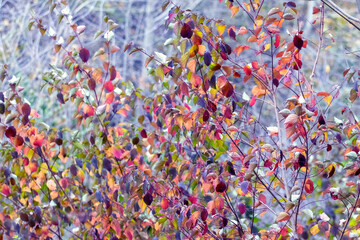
[1,0,360,127]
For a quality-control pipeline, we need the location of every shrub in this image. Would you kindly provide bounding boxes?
[1,0,360,239]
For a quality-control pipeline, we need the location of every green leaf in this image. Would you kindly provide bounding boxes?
[94,30,104,40]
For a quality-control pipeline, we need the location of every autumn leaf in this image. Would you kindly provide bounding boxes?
[276,212,290,222]
[304,178,314,194]
[79,48,90,62]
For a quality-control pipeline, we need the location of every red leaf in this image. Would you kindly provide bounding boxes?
[221,81,234,98]
[181,23,193,39]
[274,34,280,48]
[21,103,31,116]
[14,135,24,147]
[161,198,169,209]
[207,101,217,112]
[1,184,10,196]
[83,105,94,117]
[104,81,114,92]
[60,178,69,189]
[313,7,320,14]
[23,157,29,166]
[305,178,314,194]
[202,223,208,235]
[5,126,16,138]
[140,129,147,138]
[88,78,96,90]
[220,51,228,60]
[316,92,330,97]
[238,203,246,214]
[216,180,227,193]
[109,66,116,81]
[293,35,303,49]
[181,82,189,97]
[201,208,208,221]
[293,58,302,70]
[343,68,350,77]
[188,195,197,204]
[203,110,210,122]
[251,61,259,69]
[259,193,266,204]
[79,48,90,62]
[249,96,256,106]
[229,27,236,40]
[224,107,232,119]
[243,65,252,75]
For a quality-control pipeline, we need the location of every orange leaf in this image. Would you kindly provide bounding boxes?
[215,197,224,210]
[187,59,196,73]
[237,26,247,35]
[248,35,257,42]
[231,6,239,17]
[233,45,250,56]
[198,45,206,55]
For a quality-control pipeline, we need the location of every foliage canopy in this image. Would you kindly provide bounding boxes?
[1,0,360,239]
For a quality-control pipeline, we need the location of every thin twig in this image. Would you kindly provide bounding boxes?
[310,3,324,78]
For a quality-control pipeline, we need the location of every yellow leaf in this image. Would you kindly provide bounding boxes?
[78,169,85,183]
[243,2,251,11]
[27,149,34,161]
[264,43,271,52]
[326,65,330,73]
[310,224,320,235]
[216,24,226,36]
[323,131,328,142]
[231,6,239,17]
[139,199,147,212]
[203,24,209,34]
[175,115,183,128]
[194,30,203,38]
[84,221,92,230]
[324,95,332,105]
[154,222,161,231]
[256,19,263,26]
[155,66,164,81]
[280,69,288,75]
[325,45,331,50]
